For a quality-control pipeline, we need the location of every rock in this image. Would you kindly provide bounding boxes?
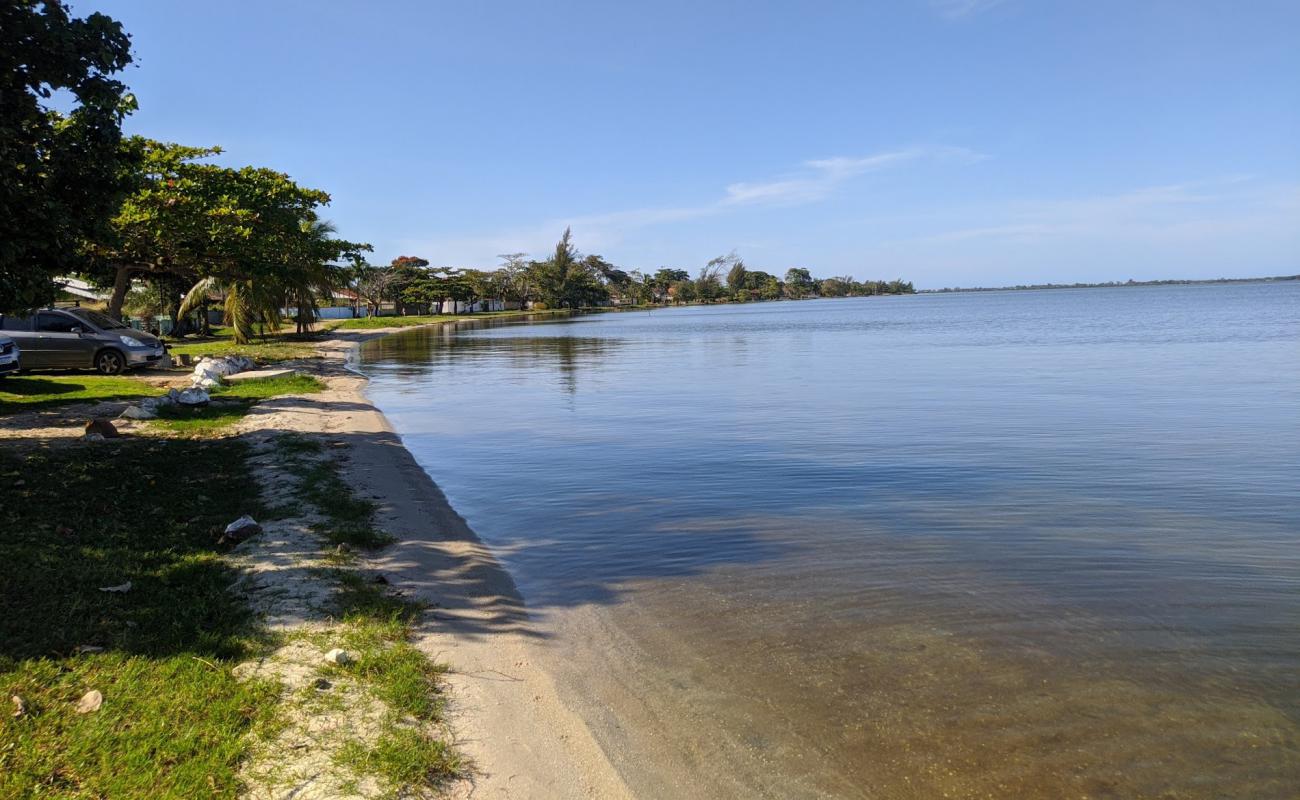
[312,678,332,691]
[84,419,119,438]
[219,515,261,545]
[323,648,352,666]
[196,376,222,390]
[165,388,181,403]
[75,690,103,714]
[176,388,210,406]
[83,433,106,442]
[11,695,26,718]
[98,581,132,593]
[119,405,157,420]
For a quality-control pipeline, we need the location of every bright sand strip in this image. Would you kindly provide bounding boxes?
[244,329,632,800]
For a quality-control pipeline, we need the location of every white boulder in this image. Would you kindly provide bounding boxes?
[176,387,210,406]
[119,405,156,420]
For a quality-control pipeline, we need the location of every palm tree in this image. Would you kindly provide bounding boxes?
[177,218,343,344]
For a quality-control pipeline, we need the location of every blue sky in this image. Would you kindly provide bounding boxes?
[83,0,1298,287]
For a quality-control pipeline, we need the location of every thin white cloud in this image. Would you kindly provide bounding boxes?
[930,0,1008,20]
[919,181,1243,244]
[402,145,985,264]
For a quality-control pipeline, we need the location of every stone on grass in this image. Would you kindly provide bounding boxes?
[11,695,26,718]
[323,648,352,666]
[119,405,156,420]
[98,581,132,593]
[83,432,105,442]
[84,418,119,438]
[176,388,210,406]
[220,515,262,545]
[75,690,103,714]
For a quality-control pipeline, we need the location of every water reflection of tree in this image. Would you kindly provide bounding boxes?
[366,323,619,396]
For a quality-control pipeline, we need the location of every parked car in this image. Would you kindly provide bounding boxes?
[0,308,165,375]
[0,334,19,379]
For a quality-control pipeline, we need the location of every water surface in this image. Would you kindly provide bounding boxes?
[361,284,1299,798]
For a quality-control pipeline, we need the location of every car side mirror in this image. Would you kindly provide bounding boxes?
[70,326,83,335]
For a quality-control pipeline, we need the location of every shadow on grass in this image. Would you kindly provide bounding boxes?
[0,375,153,415]
[0,438,279,797]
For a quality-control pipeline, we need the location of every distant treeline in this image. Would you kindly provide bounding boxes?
[922,275,1300,294]
[351,228,914,315]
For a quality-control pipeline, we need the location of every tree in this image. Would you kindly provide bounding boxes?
[496,252,534,309]
[1,0,135,312]
[650,268,688,303]
[706,251,747,293]
[695,261,725,303]
[351,259,393,318]
[387,256,432,315]
[531,228,608,309]
[784,267,815,299]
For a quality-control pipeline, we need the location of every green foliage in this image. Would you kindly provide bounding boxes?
[784,267,816,298]
[529,228,609,309]
[83,138,370,341]
[0,0,135,313]
[0,439,281,798]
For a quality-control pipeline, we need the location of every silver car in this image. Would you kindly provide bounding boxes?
[0,308,165,375]
[0,334,19,379]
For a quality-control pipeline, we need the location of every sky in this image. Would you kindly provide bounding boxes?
[78,0,1299,288]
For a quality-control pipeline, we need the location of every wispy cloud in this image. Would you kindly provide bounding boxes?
[401,145,986,264]
[918,180,1260,244]
[930,0,1008,21]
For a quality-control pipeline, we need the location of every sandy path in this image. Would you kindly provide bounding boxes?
[250,331,632,799]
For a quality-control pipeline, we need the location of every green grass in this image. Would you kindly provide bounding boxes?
[165,326,322,362]
[0,439,281,798]
[327,575,458,791]
[292,458,394,549]
[151,374,325,436]
[0,374,153,415]
[274,433,459,794]
[336,728,459,793]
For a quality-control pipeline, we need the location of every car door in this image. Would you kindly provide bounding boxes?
[34,312,91,368]
[0,314,43,367]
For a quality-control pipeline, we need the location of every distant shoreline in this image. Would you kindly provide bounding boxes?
[919,274,1300,294]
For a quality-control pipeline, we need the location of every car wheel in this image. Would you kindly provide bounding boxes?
[95,349,126,375]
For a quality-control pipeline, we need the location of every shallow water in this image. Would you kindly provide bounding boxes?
[361,283,1300,798]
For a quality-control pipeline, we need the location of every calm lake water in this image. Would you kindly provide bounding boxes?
[360,283,1299,798]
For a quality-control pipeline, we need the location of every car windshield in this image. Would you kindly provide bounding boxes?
[69,308,129,330]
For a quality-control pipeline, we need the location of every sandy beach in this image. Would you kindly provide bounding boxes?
[266,329,633,799]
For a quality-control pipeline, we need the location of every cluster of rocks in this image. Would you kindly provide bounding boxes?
[118,386,210,421]
[191,355,257,389]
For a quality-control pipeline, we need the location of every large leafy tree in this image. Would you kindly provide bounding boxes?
[1,0,135,312]
[530,228,608,309]
[83,139,367,341]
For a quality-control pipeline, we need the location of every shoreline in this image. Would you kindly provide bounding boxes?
[304,324,633,799]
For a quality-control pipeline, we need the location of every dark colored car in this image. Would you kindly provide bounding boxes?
[0,308,165,374]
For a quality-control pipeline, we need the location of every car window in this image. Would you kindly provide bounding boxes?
[36,313,80,333]
[69,308,127,329]
[0,315,32,332]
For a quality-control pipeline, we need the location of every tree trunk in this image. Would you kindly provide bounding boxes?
[107,266,136,319]
[167,294,193,338]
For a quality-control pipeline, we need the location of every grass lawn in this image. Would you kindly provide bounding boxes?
[165,326,322,362]
[0,374,154,415]
[0,439,281,798]
[151,374,324,436]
